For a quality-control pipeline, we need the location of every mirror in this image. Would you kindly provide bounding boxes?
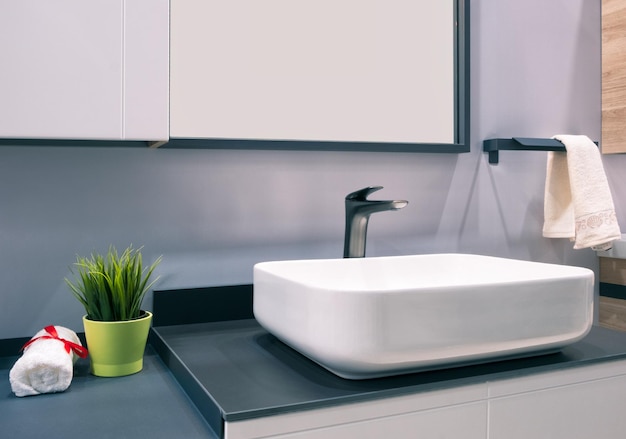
[168,0,469,153]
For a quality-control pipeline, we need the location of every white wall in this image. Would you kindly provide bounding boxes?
[1,0,624,339]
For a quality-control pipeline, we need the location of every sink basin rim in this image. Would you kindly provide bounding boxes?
[253,254,594,379]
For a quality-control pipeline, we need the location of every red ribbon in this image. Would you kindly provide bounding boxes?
[21,325,89,359]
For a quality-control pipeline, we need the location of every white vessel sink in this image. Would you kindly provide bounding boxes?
[253,254,594,379]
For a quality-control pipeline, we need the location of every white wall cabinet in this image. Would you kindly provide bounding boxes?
[225,359,626,439]
[0,0,169,141]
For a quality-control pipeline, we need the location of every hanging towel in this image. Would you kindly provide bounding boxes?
[9,325,88,397]
[543,134,621,250]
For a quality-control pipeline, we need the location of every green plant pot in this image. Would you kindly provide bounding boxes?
[83,311,152,377]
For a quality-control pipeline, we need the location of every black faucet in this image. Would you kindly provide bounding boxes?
[343,186,408,258]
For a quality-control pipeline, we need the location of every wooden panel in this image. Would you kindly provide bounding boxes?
[599,257,626,285]
[602,0,626,153]
[599,296,626,332]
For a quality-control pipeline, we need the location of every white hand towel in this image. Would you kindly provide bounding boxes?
[9,325,88,397]
[543,134,621,250]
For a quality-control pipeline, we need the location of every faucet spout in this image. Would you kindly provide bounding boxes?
[343,186,408,258]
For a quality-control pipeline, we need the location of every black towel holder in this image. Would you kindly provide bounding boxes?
[483,137,599,164]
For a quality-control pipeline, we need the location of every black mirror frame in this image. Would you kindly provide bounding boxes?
[165,0,470,154]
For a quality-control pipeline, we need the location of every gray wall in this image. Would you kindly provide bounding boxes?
[2,0,625,339]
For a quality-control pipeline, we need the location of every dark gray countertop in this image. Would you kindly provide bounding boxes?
[152,320,626,435]
[0,346,218,439]
[4,313,626,439]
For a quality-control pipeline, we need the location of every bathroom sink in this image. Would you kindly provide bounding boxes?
[253,254,594,379]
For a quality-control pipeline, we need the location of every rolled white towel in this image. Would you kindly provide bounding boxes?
[9,325,88,397]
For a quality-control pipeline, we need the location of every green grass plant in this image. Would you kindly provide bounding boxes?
[65,245,162,321]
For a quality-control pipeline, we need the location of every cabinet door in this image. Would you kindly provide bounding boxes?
[0,0,168,141]
[226,384,488,439]
[489,374,626,438]
[123,0,170,141]
[0,1,122,139]
[263,402,487,439]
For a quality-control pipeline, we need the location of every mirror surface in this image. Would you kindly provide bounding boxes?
[169,0,469,153]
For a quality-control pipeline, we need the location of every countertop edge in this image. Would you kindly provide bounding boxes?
[149,328,225,437]
[151,320,626,424]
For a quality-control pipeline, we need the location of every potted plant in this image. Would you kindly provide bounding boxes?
[65,245,162,377]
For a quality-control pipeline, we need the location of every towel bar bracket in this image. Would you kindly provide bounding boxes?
[483,138,598,164]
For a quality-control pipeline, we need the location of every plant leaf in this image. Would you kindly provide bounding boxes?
[64,245,162,322]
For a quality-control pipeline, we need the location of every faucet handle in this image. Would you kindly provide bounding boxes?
[345,186,384,201]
